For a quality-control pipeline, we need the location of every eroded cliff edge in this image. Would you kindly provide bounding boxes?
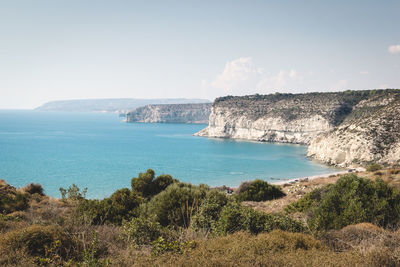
[195,90,400,167]
[126,103,211,124]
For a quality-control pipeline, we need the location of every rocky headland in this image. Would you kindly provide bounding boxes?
[195,90,400,167]
[36,98,210,113]
[126,103,211,123]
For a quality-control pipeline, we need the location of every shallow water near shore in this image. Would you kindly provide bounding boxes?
[0,110,340,198]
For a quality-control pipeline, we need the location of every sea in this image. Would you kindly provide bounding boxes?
[0,110,340,199]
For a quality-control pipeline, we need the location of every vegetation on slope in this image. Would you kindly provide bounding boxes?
[1,169,400,266]
[213,89,400,124]
[286,174,400,230]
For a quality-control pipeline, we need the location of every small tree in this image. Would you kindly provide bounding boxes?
[59,184,87,201]
[131,169,176,199]
[144,183,208,227]
[236,179,285,202]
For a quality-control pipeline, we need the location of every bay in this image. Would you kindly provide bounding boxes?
[0,110,340,198]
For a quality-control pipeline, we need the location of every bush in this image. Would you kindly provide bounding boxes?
[0,225,74,258]
[144,182,208,227]
[285,185,333,213]
[289,174,400,231]
[191,190,230,232]
[59,184,87,201]
[215,202,304,235]
[236,180,285,202]
[151,237,196,256]
[121,216,162,246]
[23,183,44,196]
[131,169,177,199]
[77,188,141,225]
[215,202,267,235]
[263,214,306,233]
[367,163,382,172]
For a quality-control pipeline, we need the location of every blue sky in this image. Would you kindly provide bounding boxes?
[0,0,399,108]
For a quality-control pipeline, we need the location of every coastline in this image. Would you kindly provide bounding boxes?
[271,169,365,186]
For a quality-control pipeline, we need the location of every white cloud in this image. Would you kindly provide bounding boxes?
[388,45,400,54]
[289,70,298,79]
[257,70,288,91]
[360,71,369,75]
[204,57,310,97]
[210,57,261,94]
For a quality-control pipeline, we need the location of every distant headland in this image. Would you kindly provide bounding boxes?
[35,98,211,114]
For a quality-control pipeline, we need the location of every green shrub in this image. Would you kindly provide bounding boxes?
[0,225,74,258]
[153,174,177,195]
[59,184,87,201]
[108,188,141,223]
[144,182,208,227]
[366,163,382,172]
[236,180,285,202]
[290,174,400,231]
[131,169,177,199]
[285,185,333,213]
[191,190,230,232]
[121,216,162,246]
[263,214,305,233]
[77,188,141,225]
[215,202,304,235]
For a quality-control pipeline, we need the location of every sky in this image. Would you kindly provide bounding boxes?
[0,0,399,109]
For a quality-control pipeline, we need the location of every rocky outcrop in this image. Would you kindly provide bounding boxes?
[196,90,400,167]
[126,103,211,124]
[307,93,400,167]
[195,92,366,144]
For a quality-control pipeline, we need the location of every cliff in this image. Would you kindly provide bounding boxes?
[126,103,211,124]
[36,98,210,113]
[195,90,400,167]
[307,93,400,166]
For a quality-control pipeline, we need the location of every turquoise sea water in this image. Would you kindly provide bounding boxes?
[0,110,340,198]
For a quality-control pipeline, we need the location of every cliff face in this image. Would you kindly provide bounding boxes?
[195,92,367,144]
[126,103,211,124]
[307,93,400,166]
[195,90,400,167]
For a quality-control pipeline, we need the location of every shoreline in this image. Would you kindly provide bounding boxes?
[225,170,356,192]
[271,168,365,186]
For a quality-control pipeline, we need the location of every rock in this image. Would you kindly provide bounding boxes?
[308,92,400,167]
[126,103,211,124]
[195,90,400,167]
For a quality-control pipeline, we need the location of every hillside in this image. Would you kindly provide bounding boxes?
[1,168,400,266]
[308,93,400,166]
[126,103,211,123]
[35,98,211,113]
[196,89,400,167]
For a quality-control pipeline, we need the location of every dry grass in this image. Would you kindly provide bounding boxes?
[115,231,379,267]
[320,223,400,266]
